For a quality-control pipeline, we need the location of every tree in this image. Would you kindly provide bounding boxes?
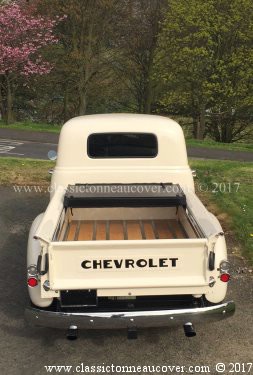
[113,0,167,114]
[38,0,121,118]
[204,0,253,142]
[154,0,253,141]
[0,0,60,123]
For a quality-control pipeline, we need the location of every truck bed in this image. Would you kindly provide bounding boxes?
[50,183,200,242]
[35,188,217,296]
[59,219,188,241]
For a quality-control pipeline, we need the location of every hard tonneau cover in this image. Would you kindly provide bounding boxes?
[63,183,186,208]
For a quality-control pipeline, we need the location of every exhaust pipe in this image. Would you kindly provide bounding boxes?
[66,325,78,340]
[127,326,138,340]
[183,322,196,337]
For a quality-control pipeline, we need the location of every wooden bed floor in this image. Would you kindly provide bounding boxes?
[59,219,188,241]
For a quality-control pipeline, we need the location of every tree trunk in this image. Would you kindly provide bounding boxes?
[78,89,87,115]
[78,66,87,115]
[0,77,4,120]
[6,74,14,124]
[192,117,198,138]
[221,117,234,143]
[78,17,93,116]
[212,120,221,142]
[143,51,155,114]
[144,80,152,114]
[193,107,206,140]
[193,116,202,139]
[63,86,69,123]
[198,105,206,140]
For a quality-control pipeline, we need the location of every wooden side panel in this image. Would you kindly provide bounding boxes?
[127,221,142,240]
[109,221,124,240]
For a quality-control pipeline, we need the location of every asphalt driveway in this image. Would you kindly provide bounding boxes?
[0,187,252,375]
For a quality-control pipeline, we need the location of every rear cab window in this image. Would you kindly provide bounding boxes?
[87,133,158,158]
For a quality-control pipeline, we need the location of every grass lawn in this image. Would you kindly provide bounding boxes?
[0,157,54,185]
[0,120,62,133]
[187,139,253,152]
[190,159,253,263]
[0,157,252,262]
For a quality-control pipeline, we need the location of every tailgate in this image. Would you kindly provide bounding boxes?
[48,239,209,295]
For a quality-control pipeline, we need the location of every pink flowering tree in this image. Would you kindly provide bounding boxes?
[0,1,61,123]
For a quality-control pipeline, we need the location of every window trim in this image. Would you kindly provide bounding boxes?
[87,132,158,159]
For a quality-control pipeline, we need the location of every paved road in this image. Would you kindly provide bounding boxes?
[0,187,252,375]
[0,129,58,160]
[187,146,253,162]
[0,138,57,159]
[0,128,253,161]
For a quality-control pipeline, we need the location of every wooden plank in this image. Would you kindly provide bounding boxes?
[67,221,77,241]
[106,221,110,240]
[170,220,186,239]
[151,220,159,239]
[65,219,188,241]
[143,220,155,239]
[127,220,142,240]
[78,221,93,241]
[92,221,97,241]
[123,220,128,240]
[74,221,81,241]
[156,220,174,239]
[110,221,124,240]
[166,220,177,239]
[139,220,146,240]
[96,221,107,240]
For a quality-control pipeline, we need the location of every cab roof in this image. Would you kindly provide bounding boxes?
[57,114,188,167]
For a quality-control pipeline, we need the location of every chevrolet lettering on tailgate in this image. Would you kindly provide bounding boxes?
[81,258,179,270]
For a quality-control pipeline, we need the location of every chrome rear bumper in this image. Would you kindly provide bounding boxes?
[25,301,235,329]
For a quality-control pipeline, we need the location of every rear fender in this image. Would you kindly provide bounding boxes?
[27,213,53,308]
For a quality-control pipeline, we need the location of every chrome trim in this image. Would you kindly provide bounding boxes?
[43,280,50,291]
[25,301,235,330]
[27,265,38,278]
[209,276,216,287]
[191,170,197,178]
[220,260,230,273]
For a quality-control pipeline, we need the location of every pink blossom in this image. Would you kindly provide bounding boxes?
[0,1,63,76]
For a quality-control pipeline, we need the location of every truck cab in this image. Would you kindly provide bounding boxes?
[26,114,235,338]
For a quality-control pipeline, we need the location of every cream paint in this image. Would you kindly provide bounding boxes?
[28,114,229,308]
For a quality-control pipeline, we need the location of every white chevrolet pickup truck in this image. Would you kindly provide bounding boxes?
[25,114,235,339]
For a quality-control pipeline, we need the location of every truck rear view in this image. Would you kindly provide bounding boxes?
[26,114,235,339]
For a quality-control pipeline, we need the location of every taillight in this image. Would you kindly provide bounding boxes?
[27,265,39,287]
[27,277,38,287]
[220,273,230,283]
